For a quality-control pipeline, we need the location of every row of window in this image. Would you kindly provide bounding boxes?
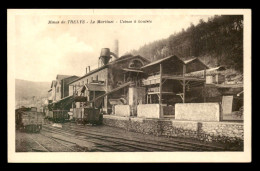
[76,75,99,87]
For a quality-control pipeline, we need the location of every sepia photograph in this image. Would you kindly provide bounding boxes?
[7,9,251,163]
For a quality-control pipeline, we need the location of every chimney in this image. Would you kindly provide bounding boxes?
[86,67,88,74]
[88,66,91,72]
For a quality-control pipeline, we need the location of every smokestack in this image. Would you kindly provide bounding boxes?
[113,39,119,57]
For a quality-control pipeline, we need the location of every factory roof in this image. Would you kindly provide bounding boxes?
[141,55,184,69]
[122,68,143,73]
[56,74,72,80]
[68,55,149,85]
[85,83,106,92]
[141,55,209,69]
[184,66,226,77]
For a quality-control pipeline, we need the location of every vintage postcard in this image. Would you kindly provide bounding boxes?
[8,9,251,163]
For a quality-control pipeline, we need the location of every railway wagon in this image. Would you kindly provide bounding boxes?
[75,107,103,125]
[15,107,45,133]
[53,110,69,123]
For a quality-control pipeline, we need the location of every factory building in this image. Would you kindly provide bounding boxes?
[68,48,150,118]
[65,45,212,120]
[46,45,242,122]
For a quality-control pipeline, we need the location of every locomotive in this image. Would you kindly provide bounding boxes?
[15,107,45,133]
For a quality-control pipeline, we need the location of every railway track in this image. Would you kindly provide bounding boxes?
[29,136,50,152]
[42,127,143,152]
[42,124,225,152]
[66,124,226,151]
[59,124,226,151]
[28,132,77,152]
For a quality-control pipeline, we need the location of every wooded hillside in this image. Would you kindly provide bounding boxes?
[130,15,243,72]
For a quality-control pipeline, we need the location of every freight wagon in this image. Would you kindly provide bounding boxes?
[74,107,103,125]
[53,110,69,123]
[15,107,45,133]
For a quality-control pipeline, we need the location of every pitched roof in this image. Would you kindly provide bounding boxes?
[89,82,131,103]
[141,56,209,69]
[141,55,184,69]
[85,84,106,92]
[184,66,226,77]
[122,68,143,73]
[183,57,198,64]
[56,74,72,80]
[68,65,109,85]
[184,57,209,69]
[51,80,57,88]
[68,55,149,85]
[110,55,150,64]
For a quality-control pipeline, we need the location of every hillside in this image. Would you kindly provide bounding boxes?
[15,79,50,108]
[130,15,243,72]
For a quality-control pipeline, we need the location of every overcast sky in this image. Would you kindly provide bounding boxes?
[14,13,212,82]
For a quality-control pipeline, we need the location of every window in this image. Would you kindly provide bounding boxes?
[87,79,88,84]
[96,75,98,81]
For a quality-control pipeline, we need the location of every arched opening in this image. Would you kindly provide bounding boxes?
[128,59,144,69]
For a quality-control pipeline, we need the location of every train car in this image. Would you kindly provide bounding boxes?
[15,107,45,133]
[53,110,69,123]
[75,107,103,125]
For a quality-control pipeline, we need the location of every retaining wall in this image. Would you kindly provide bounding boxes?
[103,115,243,147]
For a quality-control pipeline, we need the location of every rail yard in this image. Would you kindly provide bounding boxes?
[16,121,242,152]
[15,46,244,152]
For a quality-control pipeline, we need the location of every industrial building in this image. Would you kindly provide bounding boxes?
[61,46,215,121]
[46,46,243,122]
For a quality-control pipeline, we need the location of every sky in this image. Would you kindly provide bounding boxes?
[14,13,212,82]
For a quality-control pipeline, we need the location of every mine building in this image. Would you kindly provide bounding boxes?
[67,48,150,119]
[67,48,211,120]
[47,46,243,122]
[134,55,209,118]
[46,75,79,118]
[184,65,244,120]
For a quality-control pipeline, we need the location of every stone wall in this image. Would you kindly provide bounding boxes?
[199,122,243,144]
[103,115,243,148]
[115,105,131,117]
[175,103,220,121]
